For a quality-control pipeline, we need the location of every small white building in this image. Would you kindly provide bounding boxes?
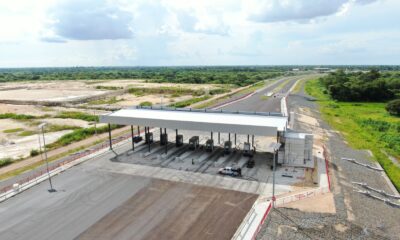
[278,132,314,168]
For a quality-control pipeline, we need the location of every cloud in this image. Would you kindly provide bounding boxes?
[247,0,379,23]
[45,0,134,41]
[41,36,67,43]
[176,11,230,36]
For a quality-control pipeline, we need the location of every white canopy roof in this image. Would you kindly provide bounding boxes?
[100,108,288,136]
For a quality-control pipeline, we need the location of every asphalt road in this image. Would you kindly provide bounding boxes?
[221,76,302,112]
[0,148,257,240]
[0,164,151,240]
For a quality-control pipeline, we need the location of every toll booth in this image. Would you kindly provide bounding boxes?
[145,132,153,144]
[243,142,253,157]
[160,133,168,145]
[205,139,214,152]
[224,141,232,154]
[176,134,183,147]
[189,136,199,150]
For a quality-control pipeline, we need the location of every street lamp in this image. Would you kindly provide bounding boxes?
[38,123,56,192]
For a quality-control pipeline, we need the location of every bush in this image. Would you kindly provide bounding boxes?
[18,130,37,136]
[139,101,153,107]
[169,95,210,108]
[95,85,122,90]
[0,158,12,168]
[46,124,119,149]
[3,128,24,133]
[30,149,40,157]
[386,99,400,116]
[0,113,36,120]
[55,111,98,122]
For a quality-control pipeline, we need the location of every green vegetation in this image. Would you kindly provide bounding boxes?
[30,149,40,157]
[320,69,400,101]
[16,125,80,137]
[305,79,400,191]
[128,86,230,97]
[88,96,121,105]
[169,96,211,108]
[46,124,80,132]
[0,113,36,120]
[18,130,37,136]
[129,86,203,96]
[55,111,98,122]
[139,101,153,107]
[0,128,132,180]
[3,128,24,133]
[194,96,230,109]
[0,67,283,87]
[386,99,400,116]
[0,158,12,168]
[46,124,119,149]
[95,85,123,90]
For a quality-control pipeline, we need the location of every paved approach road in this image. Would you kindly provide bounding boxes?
[221,76,303,112]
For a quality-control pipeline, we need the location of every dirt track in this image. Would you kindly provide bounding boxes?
[79,179,257,240]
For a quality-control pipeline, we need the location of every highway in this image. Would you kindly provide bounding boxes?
[221,76,302,113]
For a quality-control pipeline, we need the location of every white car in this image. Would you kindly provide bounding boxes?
[218,167,241,177]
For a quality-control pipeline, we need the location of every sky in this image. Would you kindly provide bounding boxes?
[0,0,399,67]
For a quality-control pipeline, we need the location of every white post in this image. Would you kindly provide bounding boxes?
[38,123,55,192]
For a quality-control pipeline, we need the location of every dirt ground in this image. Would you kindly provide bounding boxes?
[113,93,193,107]
[0,89,106,102]
[281,192,336,214]
[78,178,257,240]
[0,103,47,116]
[0,79,213,159]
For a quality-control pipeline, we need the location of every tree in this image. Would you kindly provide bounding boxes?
[386,99,400,116]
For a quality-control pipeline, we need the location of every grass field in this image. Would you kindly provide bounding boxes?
[305,79,400,191]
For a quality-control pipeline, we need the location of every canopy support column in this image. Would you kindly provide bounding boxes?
[131,125,134,151]
[164,128,168,154]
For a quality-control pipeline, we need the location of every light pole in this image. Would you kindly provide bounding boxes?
[38,123,56,192]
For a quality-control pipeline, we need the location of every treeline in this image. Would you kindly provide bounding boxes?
[320,69,400,101]
[0,66,283,86]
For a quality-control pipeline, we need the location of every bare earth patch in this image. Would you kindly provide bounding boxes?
[280,192,336,214]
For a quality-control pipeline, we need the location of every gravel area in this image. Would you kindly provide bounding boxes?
[257,88,400,239]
